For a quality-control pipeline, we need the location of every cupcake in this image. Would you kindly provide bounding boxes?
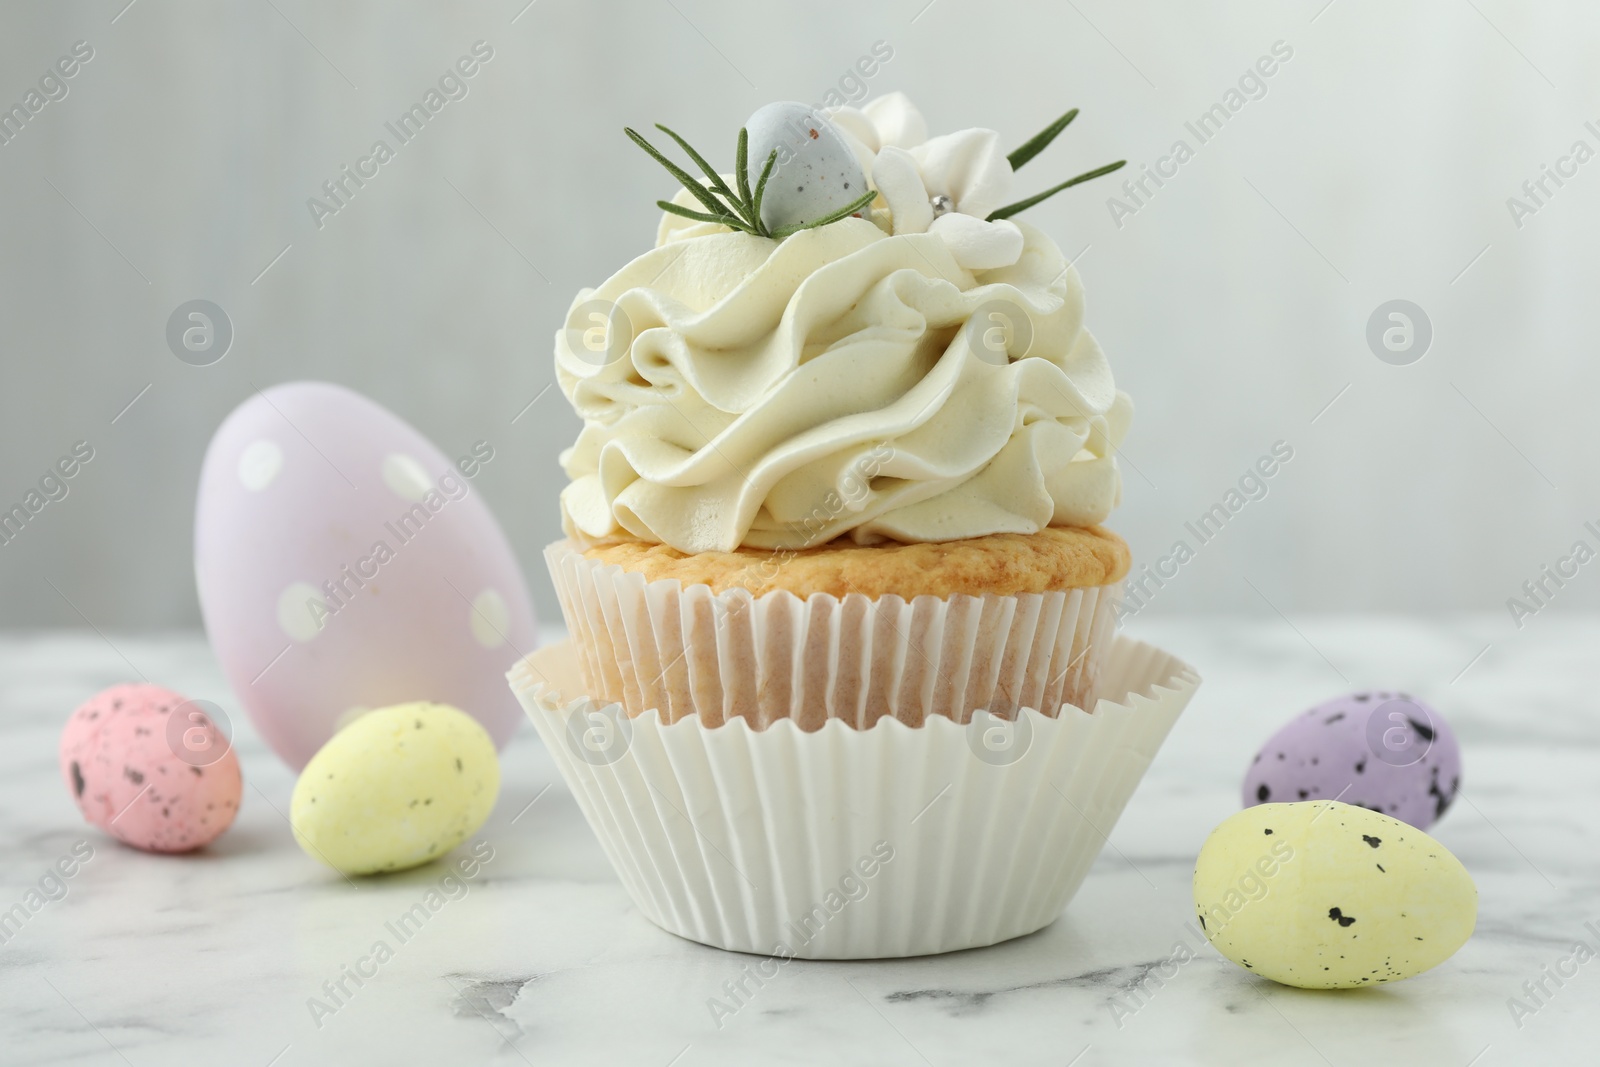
[513,94,1199,958]
[551,93,1134,729]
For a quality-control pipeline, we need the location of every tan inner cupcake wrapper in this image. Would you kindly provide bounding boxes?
[546,540,1121,729]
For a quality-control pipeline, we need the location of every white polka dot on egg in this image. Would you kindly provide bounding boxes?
[277,582,327,643]
[381,453,433,502]
[470,588,509,649]
[237,440,283,491]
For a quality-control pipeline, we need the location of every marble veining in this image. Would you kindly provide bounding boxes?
[0,616,1595,1065]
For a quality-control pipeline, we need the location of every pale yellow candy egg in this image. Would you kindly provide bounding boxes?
[1193,800,1476,989]
[291,702,499,875]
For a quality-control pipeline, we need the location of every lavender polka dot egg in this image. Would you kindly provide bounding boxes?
[195,382,537,770]
[1242,691,1461,830]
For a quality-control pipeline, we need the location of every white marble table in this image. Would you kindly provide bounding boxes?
[1,617,1593,1066]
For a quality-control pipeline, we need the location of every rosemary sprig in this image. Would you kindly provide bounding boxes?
[990,106,1125,221]
[624,126,747,228]
[626,124,871,240]
[655,123,747,225]
[771,188,877,239]
[735,127,752,212]
[656,200,747,228]
[988,159,1127,221]
[751,145,776,230]
[1007,107,1078,170]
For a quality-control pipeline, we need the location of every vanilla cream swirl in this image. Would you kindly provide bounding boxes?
[556,213,1131,553]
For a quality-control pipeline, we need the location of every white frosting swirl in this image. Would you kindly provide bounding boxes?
[556,95,1131,554]
[831,92,1024,268]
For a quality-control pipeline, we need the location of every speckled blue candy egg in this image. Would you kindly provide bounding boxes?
[1242,691,1461,830]
[743,101,870,234]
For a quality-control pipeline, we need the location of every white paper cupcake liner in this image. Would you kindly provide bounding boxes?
[545,539,1122,730]
[509,634,1199,959]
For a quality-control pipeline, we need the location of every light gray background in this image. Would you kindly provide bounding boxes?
[0,0,1591,631]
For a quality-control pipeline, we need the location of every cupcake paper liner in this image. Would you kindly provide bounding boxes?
[545,539,1123,730]
[509,634,1199,959]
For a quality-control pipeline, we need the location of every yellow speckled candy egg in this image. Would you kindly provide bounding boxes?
[1193,800,1476,989]
[291,702,499,875]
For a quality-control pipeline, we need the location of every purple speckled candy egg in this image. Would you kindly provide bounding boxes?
[195,382,537,771]
[1242,691,1461,830]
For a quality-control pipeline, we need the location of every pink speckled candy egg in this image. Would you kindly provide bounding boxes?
[59,683,241,852]
[195,381,537,770]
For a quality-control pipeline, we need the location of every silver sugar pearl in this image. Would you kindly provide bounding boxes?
[930,193,954,218]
